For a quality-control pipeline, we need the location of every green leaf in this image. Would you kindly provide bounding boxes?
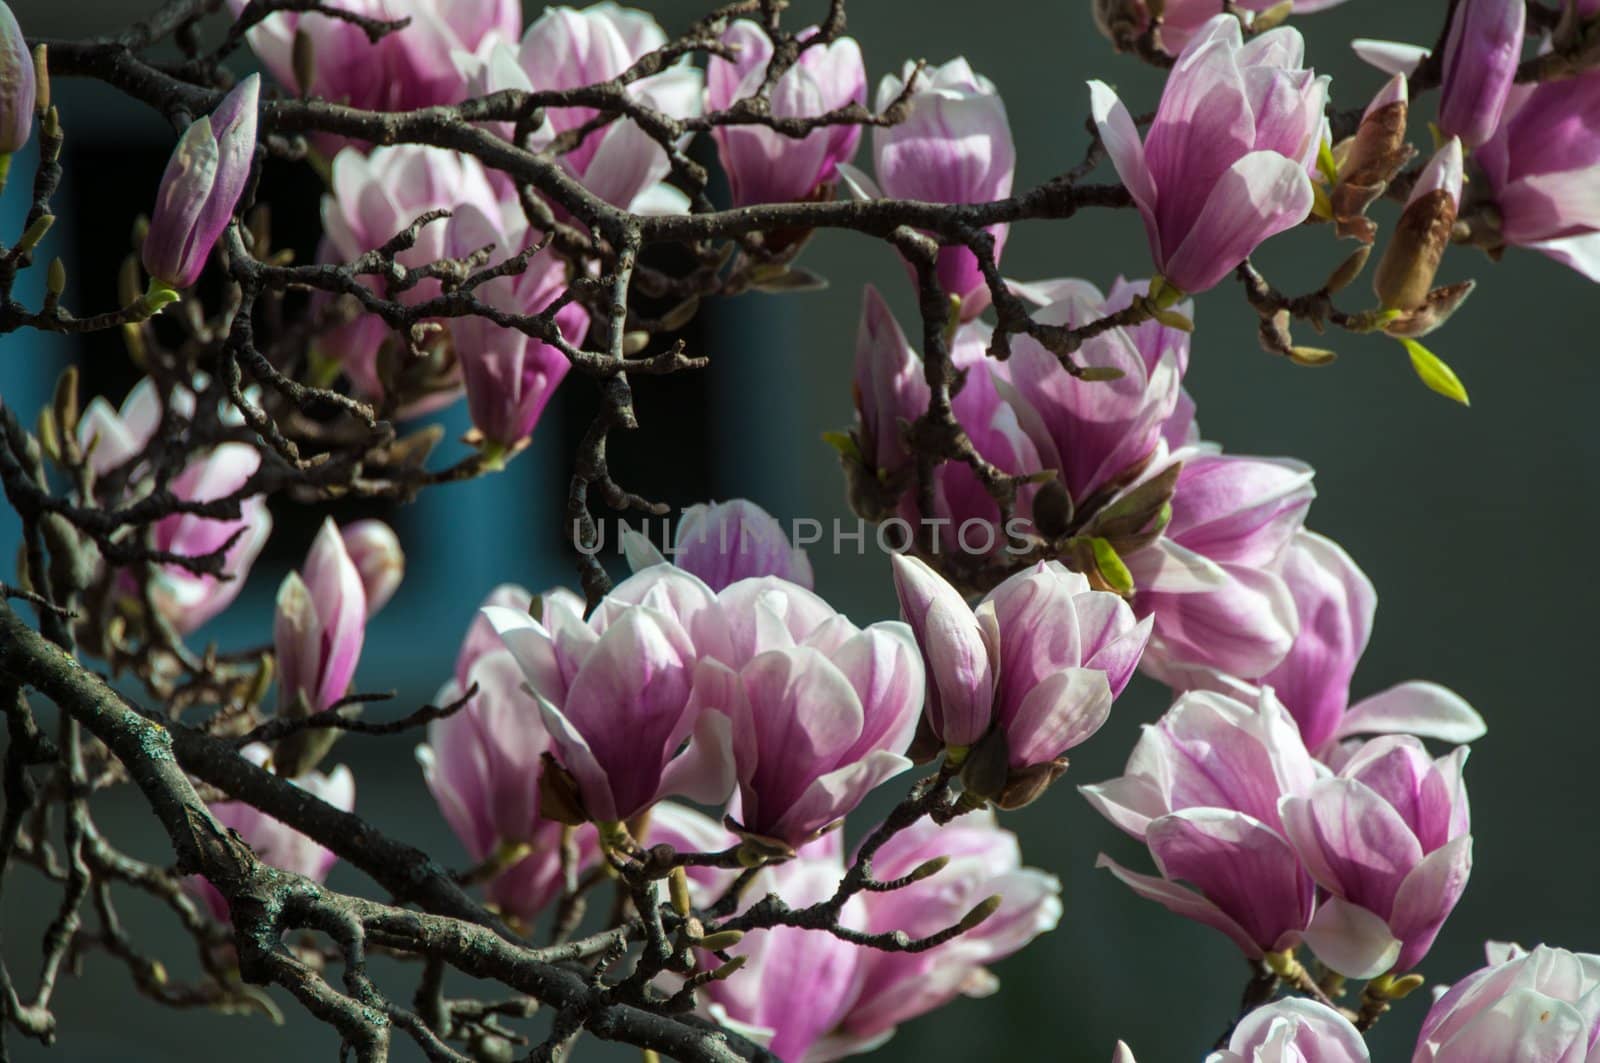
[1400,338,1470,406]
[1317,136,1341,185]
[1089,537,1135,596]
[822,430,862,463]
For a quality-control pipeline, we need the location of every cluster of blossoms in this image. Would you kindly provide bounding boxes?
[6,0,1600,1057]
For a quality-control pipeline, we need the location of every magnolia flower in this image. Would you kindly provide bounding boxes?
[440,205,588,457]
[1003,277,1192,510]
[893,555,1148,807]
[1438,0,1526,149]
[456,3,703,214]
[143,75,259,289]
[697,575,924,848]
[339,520,404,617]
[1082,690,1320,958]
[1178,531,1487,756]
[317,145,506,409]
[697,842,869,1063]
[830,812,1062,1053]
[226,0,516,114]
[850,287,1040,549]
[862,59,1015,319]
[625,498,815,591]
[706,21,866,206]
[186,744,354,922]
[418,647,587,922]
[700,814,1059,1062]
[141,444,273,635]
[1476,68,1600,280]
[1413,942,1600,1062]
[1207,998,1371,1063]
[1283,736,1473,978]
[1131,450,1315,684]
[0,0,35,158]
[486,566,735,830]
[1089,16,1327,293]
[76,378,272,634]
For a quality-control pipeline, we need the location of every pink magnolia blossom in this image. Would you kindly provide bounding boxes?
[1477,68,1600,280]
[1082,689,1321,958]
[625,498,815,591]
[486,566,734,827]
[1089,16,1327,294]
[1438,0,1526,148]
[1131,449,1315,684]
[186,744,354,922]
[456,3,703,214]
[863,59,1015,320]
[76,379,273,635]
[1002,277,1192,509]
[852,287,1040,551]
[145,444,273,635]
[694,574,924,847]
[893,555,1148,805]
[707,21,866,206]
[339,520,404,617]
[700,814,1058,1062]
[1413,942,1600,1062]
[226,0,516,114]
[1208,998,1371,1063]
[1173,531,1487,757]
[1282,736,1473,978]
[697,842,869,1063]
[453,584,588,689]
[418,648,591,922]
[317,145,507,410]
[440,205,588,455]
[830,812,1061,1053]
[143,76,259,289]
[276,519,367,718]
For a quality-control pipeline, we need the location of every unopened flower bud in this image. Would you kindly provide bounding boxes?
[143,75,259,289]
[1374,138,1464,312]
[955,894,1003,934]
[904,855,951,884]
[1031,476,1075,540]
[1331,76,1415,243]
[30,43,46,117]
[1323,245,1373,294]
[668,866,692,917]
[695,930,746,952]
[994,756,1069,810]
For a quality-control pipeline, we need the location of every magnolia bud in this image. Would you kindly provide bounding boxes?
[1332,76,1416,243]
[1375,139,1464,312]
[143,75,260,289]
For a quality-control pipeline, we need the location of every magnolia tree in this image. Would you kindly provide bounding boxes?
[0,0,1596,1059]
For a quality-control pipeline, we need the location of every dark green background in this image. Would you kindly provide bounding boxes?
[2,1,1593,1059]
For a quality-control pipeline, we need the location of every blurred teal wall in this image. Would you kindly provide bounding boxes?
[4,1,1597,1061]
